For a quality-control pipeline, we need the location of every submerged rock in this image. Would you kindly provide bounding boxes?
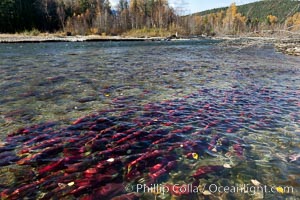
[77,96,97,103]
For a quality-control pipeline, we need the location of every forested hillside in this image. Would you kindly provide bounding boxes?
[190,0,300,36]
[197,0,300,23]
[1,0,300,36]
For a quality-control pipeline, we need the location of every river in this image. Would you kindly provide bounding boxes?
[0,40,299,199]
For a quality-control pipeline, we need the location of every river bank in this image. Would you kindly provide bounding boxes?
[215,36,300,56]
[0,34,164,43]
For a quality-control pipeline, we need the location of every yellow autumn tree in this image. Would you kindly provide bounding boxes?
[234,13,247,33]
[129,0,170,29]
[223,3,246,34]
[266,15,278,31]
[285,12,300,31]
[267,15,278,26]
[191,10,225,36]
[193,15,203,35]
[129,0,141,29]
[223,3,237,33]
[214,10,225,33]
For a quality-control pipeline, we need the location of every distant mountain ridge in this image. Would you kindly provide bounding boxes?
[194,0,300,23]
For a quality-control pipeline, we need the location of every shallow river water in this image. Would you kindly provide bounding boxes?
[0,41,299,199]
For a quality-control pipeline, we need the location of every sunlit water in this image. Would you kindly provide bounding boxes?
[0,41,299,200]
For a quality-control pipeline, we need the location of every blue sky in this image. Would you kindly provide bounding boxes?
[110,0,260,14]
